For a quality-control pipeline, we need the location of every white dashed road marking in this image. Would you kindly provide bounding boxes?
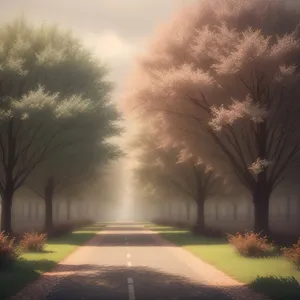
[127,278,135,300]
[127,261,132,267]
[127,278,134,284]
[127,253,131,258]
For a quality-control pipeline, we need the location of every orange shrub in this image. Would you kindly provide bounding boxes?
[0,231,21,268]
[282,239,300,270]
[21,232,47,252]
[227,231,274,257]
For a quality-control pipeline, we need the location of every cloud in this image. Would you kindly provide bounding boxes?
[80,30,141,102]
[0,0,192,103]
[82,30,138,63]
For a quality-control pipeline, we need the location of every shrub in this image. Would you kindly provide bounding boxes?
[282,239,300,270]
[21,232,47,252]
[227,231,274,258]
[0,231,21,269]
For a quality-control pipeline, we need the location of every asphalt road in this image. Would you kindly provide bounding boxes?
[44,223,237,300]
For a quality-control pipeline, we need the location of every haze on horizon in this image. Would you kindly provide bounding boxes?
[0,0,298,223]
[0,0,196,220]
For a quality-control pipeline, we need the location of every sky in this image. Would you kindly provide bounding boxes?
[0,0,296,103]
[0,0,194,208]
[0,0,192,102]
[0,0,297,212]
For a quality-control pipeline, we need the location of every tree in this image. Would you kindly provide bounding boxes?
[26,141,120,233]
[0,18,120,233]
[122,0,300,234]
[128,127,225,232]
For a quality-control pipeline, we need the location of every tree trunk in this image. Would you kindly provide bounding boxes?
[233,203,238,221]
[0,188,14,234]
[66,199,71,221]
[28,201,32,221]
[44,177,55,234]
[252,175,270,235]
[195,195,205,232]
[35,203,39,220]
[253,120,270,235]
[168,202,172,219]
[186,201,191,221]
[215,203,219,221]
[193,187,206,234]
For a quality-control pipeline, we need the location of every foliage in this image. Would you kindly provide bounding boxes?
[121,0,300,233]
[282,239,300,270]
[0,17,121,232]
[127,125,226,229]
[0,231,21,269]
[250,276,300,300]
[20,232,47,252]
[227,231,275,257]
[0,18,109,193]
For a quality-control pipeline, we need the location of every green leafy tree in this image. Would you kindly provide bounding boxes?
[26,141,121,232]
[0,18,120,233]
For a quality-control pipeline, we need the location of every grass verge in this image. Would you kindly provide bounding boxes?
[149,224,300,300]
[0,223,103,300]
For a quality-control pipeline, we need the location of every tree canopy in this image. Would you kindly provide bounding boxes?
[0,18,121,233]
[122,0,300,233]
[127,125,225,230]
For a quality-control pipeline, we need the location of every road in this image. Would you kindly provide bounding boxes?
[46,223,237,300]
[12,223,266,300]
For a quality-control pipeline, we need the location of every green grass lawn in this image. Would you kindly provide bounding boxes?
[149,224,300,300]
[0,223,103,300]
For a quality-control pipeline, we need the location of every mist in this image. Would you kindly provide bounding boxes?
[0,0,299,235]
[1,2,300,300]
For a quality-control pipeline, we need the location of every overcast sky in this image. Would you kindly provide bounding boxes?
[0,0,192,102]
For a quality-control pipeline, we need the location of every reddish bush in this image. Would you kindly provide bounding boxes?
[21,232,47,252]
[227,231,274,257]
[0,231,21,269]
[282,239,300,270]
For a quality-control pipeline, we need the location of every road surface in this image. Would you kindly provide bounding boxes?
[11,223,267,300]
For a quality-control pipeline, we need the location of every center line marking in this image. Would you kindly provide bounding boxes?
[127,278,134,284]
[127,253,131,258]
[127,278,135,300]
[127,261,132,267]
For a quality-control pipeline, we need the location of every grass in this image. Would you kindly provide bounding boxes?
[0,223,103,300]
[149,224,300,300]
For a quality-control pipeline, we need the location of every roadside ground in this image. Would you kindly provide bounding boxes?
[0,223,103,300]
[148,224,300,300]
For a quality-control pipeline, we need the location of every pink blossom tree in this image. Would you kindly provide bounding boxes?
[122,0,300,234]
[128,126,225,232]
